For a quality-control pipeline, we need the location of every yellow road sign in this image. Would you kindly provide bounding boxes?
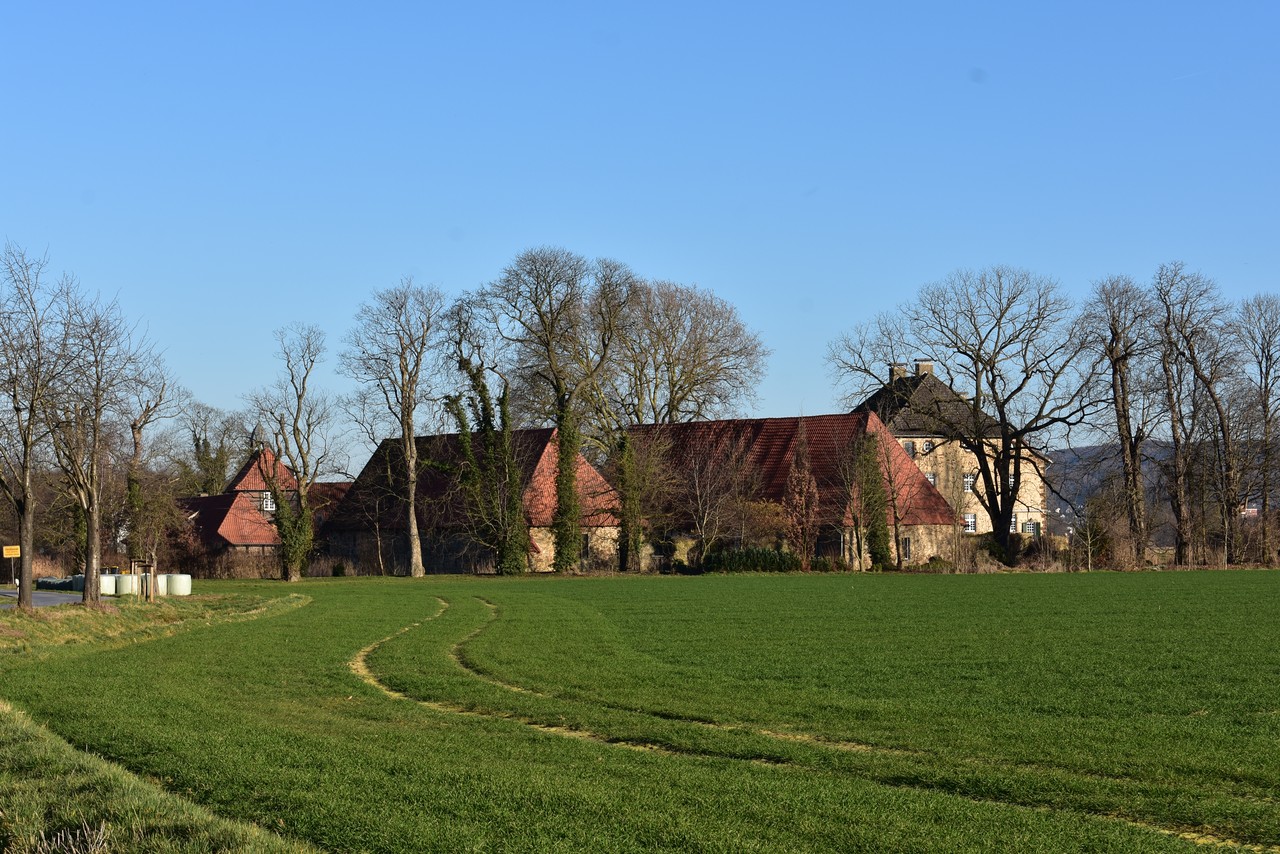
[3,545,20,558]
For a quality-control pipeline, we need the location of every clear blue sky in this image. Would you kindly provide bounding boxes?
[4,2,1277,428]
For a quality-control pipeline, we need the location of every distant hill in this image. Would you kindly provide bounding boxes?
[1046,442,1172,539]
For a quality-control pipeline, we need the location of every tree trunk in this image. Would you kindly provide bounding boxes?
[82,497,102,604]
[404,435,425,578]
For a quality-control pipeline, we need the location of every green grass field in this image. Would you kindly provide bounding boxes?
[1,571,1277,852]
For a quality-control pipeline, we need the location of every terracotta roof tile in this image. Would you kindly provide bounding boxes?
[631,412,953,528]
[326,429,618,532]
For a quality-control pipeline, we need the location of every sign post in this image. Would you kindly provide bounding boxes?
[3,545,19,586]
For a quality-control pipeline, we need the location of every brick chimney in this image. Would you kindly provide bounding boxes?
[889,362,908,382]
[914,360,934,377]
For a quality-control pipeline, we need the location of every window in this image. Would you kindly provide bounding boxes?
[1023,520,1038,535]
[963,513,977,533]
[900,537,912,562]
[1009,516,1018,533]
[902,440,916,458]
[922,440,934,454]
[963,474,976,493]
[262,492,276,512]
[925,472,937,487]
[1008,474,1017,491]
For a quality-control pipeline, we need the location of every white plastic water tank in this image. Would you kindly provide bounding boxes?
[99,574,117,596]
[115,574,138,595]
[166,574,192,596]
[155,573,169,596]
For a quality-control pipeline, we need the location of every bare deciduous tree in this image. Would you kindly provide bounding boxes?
[246,323,338,582]
[829,266,1097,564]
[340,279,447,577]
[1235,293,1280,565]
[0,245,73,610]
[1153,263,1239,565]
[783,423,819,571]
[598,280,769,428]
[1082,275,1160,567]
[478,247,637,571]
[47,289,159,603]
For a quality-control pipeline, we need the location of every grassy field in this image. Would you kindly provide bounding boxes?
[0,571,1276,852]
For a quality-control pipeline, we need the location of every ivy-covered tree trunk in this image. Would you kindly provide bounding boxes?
[615,434,642,572]
[271,489,313,583]
[552,412,583,572]
[859,435,892,569]
[447,358,529,575]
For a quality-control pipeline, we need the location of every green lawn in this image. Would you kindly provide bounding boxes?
[2,571,1277,852]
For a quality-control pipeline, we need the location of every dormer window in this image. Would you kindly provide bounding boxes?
[262,492,276,512]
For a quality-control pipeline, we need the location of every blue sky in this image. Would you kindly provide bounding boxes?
[4,2,1278,431]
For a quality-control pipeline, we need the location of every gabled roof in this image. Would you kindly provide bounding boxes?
[854,373,999,439]
[181,492,281,549]
[324,428,618,532]
[631,412,953,527]
[225,447,298,493]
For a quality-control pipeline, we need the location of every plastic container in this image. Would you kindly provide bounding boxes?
[115,574,137,595]
[99,574,117,596]
[166,574,192,596]
[70,575,85,592]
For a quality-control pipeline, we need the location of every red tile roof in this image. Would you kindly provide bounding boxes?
[181,492,280,549]
[631,412,953,528]
[225,447,297,493]
[325,428,619,532]
[180,448,349,551]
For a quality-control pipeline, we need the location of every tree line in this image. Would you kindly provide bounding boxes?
[0,244,770,597]
[828,263,1280,569]
[6,242,1270,599]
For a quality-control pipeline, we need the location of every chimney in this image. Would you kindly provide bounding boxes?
[915,360,934,377]
[889,362,908,382]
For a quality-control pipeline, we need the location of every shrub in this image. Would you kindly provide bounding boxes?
[331,561,348,577]
[702,547,801,574]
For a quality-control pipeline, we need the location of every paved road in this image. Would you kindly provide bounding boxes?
[0,589,84,609]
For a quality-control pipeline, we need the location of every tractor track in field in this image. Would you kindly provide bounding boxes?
[348,596,1280,853]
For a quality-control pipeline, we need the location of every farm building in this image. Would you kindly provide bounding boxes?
[854,360,1049,538]
[629,411,955,568]
[324,428,619,574]
[179,447,351,576]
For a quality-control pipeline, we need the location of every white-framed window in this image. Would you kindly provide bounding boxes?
[262,492,276,512]
[1009,516,1018,533]
[925,472,937,487]
[963,513,977,533]
[963,474,976,493]
[902,440,916,458]
[1008,474,1017,491]
[900,537,912,562]
[921,440,934,454]
[1023,520,1038,534]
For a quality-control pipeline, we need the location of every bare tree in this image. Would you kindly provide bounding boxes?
[246,323,338,582]
[45,289,159,603]
[0,245,74,610]
[1235,293,1280,564]
[340,279,447,577]
[1153,263,1239,564]
[124,360,182,600]
[478,247,636,571]
[829,266,1097,564]
[783,423,819,570]
[1081,276,1160,567]
[598,280,769,427]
